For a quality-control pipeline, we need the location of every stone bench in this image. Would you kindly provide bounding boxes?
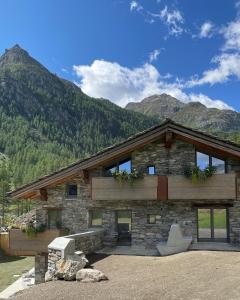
[156,224,192,256]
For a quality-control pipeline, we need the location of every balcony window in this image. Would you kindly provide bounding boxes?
[48,210,62,229]
[66,184,78,197]
[196,152,209,170]
[147,214,157,224]
[119,159,131,173]
[105,158,132,176]
[212,157,225,174]
[196,151,226,174]
[147,166,156,175]
[90,211,102,227]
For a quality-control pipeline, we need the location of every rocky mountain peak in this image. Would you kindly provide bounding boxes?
[0,44,43,68]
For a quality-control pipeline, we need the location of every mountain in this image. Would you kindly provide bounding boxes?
[126,94,240,132]
[0,45,157,186]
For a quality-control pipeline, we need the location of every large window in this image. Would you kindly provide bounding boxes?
[48,210,62,229]
[90,211,103,227]
[196,151,225,174]
[105,158,131,176]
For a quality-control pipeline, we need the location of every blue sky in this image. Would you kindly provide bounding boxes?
[0,0,240,111]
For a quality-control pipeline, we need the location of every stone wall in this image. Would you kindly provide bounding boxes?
[66,229,104,254]
[47,229,104,277]
[132,139,196,175]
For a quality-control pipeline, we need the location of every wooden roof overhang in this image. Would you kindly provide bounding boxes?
[8,120,240,200]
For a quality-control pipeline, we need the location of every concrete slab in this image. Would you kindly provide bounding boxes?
[0,268,34,299]
[96,246,158,256]
[190,242,240,252]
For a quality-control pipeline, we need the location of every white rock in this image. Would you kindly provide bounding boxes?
[76,268,108,283]
[55,257,87,281]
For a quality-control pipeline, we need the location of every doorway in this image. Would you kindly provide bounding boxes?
[197,208,229,242]
[117,210,132,245]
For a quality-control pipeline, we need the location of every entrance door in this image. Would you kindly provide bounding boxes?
[117,210,132,245]
[197,208,228,242]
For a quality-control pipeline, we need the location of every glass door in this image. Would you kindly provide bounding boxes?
[197,208,228,242]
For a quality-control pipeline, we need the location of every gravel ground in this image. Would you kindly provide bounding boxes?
[12,251,240,300]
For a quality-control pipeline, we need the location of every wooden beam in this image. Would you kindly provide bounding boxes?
[83,170,90,184]
[157,176,168,201]
[37,188,48,201]
[165,131,173,149]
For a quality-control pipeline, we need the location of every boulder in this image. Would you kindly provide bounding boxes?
[45,270,57,282]
[76,268,108,283]
[55,256,88,281]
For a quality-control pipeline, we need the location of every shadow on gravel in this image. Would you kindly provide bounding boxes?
[87,253,110,266]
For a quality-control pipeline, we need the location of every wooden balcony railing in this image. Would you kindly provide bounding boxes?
[8,229,64,255]
[91,174,237,201]
[168,174,237,200]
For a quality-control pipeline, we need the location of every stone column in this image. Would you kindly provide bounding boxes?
[35,253,48,284]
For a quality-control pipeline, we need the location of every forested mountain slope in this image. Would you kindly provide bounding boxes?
[0,45,157,186]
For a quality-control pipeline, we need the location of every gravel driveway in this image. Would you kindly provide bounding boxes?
[12,251,240,300]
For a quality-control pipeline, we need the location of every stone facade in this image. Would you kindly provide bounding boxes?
[35,137,240,250]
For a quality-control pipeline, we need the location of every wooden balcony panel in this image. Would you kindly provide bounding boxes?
[168,174,237,200]
[9,229,63,254]
[92,176,158,201]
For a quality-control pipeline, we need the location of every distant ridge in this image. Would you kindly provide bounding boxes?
[126,94,240,132]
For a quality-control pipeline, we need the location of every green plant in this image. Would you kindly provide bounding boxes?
[184,165,216,183]
[112,168,144,183]
[21,223,46,238]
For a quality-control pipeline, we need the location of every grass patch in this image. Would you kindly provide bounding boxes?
[0,255,34,292]
[198,209,226,229]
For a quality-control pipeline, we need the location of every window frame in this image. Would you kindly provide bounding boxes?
[195,150,227,174]
[66,183,78,198]
[47,210,62,230]
[147,165,156,175]
[147,214,157,224]
[105,157,132,176]
[89,210,103,227]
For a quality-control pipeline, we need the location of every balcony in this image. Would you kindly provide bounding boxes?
[168,174,237,200]
[91,176,160,201]
[8,229,64,255]
[91,174,238,201]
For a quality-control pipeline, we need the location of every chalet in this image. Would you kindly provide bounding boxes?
[6,119,240,281]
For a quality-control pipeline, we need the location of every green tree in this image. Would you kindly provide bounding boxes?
[0,154,12,226]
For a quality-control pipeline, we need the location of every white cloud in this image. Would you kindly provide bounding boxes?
[130,1,143,12]
[188,53,240,86]
[149,49,161,62]
[222,20,240,51]
[199,21,214,38]
[73,60,233,110]
[187,12,240,87]
[157,6,185,36]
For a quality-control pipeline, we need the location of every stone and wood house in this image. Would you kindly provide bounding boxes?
[7,119,240,280]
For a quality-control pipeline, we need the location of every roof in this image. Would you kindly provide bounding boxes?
[9,119,240,199]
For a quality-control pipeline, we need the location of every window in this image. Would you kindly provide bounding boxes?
[212,157,225,174]
[147,166,156,175]
[105,165,117,176]
[48,210,62,229]
[67,184,78,196]
[147,214,156,224]
[196,151,226,174]
[90,211,102,227]
[119,159,131,173]
[196,152,209,170]
[105,158,132,176]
